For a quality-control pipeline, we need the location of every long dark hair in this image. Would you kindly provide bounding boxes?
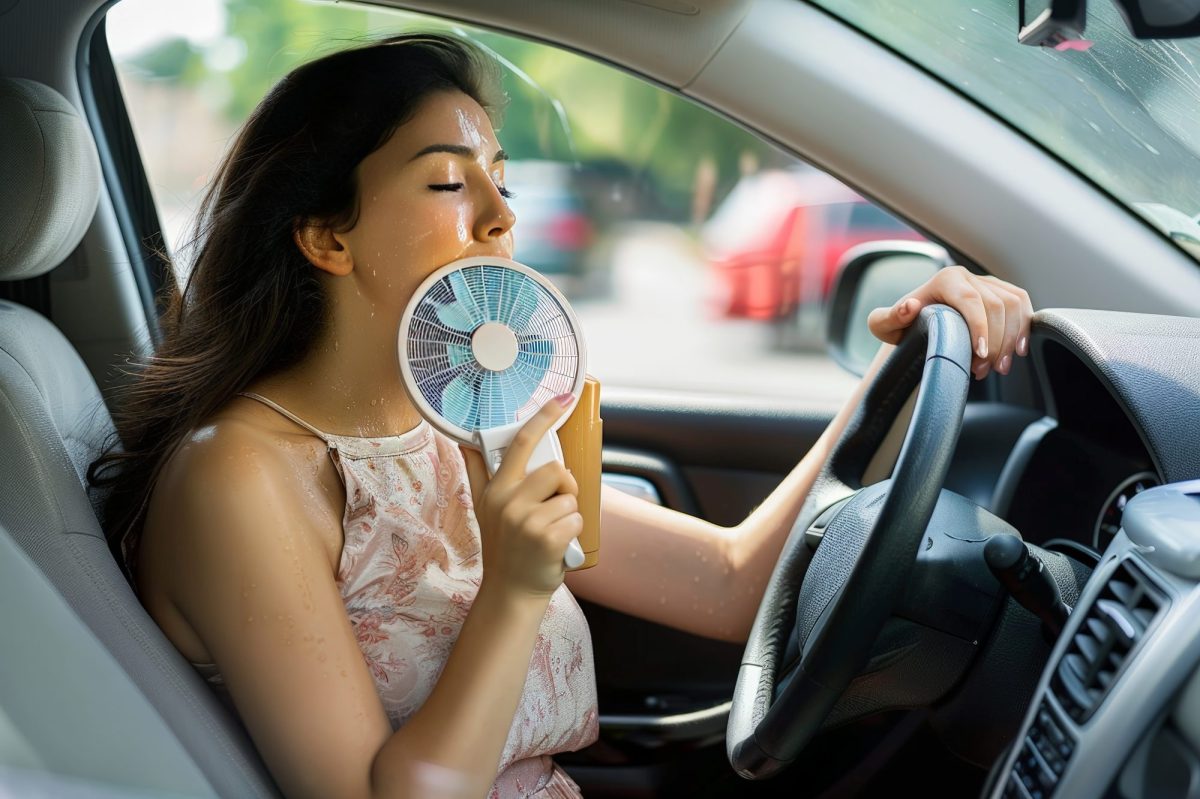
[88,33,505,583]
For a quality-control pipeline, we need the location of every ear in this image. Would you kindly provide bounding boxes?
[293,219,354,277]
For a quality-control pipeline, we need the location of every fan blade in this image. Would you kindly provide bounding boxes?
[503,275,541,330]
[477,371,516,428]
[506,365,544,412]
[481,267,504,322]
[435,303,476,333]
[449,270,486,325]
[441,375,479,429]
[519,337,554,373]
[447,342,475,368]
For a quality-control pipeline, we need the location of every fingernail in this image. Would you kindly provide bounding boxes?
[974,362,991,380]
[976,337,988,359]
[555,393,574,407]
[1017,336,1028,356]
[1000,354,1011,374]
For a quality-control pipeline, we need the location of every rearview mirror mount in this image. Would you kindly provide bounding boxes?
[1018,0,1200,47]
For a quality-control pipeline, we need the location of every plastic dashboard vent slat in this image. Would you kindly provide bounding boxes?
[1051,559,1165,724]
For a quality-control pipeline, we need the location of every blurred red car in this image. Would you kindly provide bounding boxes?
[703,167,923,320]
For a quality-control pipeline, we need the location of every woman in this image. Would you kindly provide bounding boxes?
[89,33,1032,799]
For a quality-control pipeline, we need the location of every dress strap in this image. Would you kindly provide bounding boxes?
[237,392,331,442]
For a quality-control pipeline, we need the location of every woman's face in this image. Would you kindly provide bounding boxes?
[338,89,516,313]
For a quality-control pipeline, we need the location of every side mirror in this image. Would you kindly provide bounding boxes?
[826,241,952,376]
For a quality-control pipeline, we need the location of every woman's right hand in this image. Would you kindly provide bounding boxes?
[461,394,582,599]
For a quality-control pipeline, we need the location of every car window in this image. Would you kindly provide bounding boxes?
[810,0,1200,267]
[847,203,913,232]
[106,0,926,403]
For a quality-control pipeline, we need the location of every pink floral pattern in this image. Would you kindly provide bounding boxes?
[191,415,598,798]
[328,422,598,797]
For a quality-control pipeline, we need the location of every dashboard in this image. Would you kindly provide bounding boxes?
[1000,337,1161,557]
[980,309,1200,799]
[988,480,1200,799]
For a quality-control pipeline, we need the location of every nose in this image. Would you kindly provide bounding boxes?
[473,181,516,244]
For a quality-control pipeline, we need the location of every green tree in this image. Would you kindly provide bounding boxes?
[208,0,786,217]
[125,37,205,84]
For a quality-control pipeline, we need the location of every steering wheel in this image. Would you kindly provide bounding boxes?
[726,304,973,779]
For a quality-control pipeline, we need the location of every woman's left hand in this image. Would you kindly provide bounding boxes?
[867,265,1034,380]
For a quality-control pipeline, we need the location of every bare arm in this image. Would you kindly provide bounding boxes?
[153,420,566,799]
[567,267,1035,642]
[565,342,894,643]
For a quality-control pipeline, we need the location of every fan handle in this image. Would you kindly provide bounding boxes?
[476,423,588,570]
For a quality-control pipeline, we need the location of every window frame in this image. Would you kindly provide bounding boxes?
[78,8,171,345]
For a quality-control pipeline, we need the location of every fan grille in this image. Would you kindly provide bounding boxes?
[405,264,580,432]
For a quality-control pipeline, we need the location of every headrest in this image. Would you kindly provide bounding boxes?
[0,78,102,280]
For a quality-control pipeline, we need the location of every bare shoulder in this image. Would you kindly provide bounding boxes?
[138,404,394,797]
[162,394,326,485]
[149,406,318,545]
[139,400,344,653]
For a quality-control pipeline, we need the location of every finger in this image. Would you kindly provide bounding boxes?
[493,394,574,484]
[983,276,1034,357]
[973,283,1014,375]
[988,284,1022,374]
[512,460,575,504]
[866,296,922,345]
[459,445,490,510]
[526,493,580,530]
[544,511,585,549]
[933,267,992,364]
[974,283,1007,372]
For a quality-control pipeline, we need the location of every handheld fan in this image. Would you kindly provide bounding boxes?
[399,256,588,569]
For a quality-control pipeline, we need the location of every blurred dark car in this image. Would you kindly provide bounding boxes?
[703,167,923,321]
[505,159,596,298]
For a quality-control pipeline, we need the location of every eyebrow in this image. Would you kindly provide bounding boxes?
[409,144,508,163]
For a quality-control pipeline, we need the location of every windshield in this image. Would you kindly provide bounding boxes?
[809,0,1200,264]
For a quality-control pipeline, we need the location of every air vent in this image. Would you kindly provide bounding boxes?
[1051,559,1165,723]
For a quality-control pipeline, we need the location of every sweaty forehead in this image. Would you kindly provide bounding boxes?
[392,90,501,162]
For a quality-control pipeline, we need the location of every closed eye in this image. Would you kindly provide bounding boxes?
[428,182,515,199]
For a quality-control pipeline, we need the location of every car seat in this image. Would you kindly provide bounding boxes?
[0,76,279,797]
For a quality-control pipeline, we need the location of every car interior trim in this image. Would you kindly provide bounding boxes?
[991,416,1059,519]
[598,700,732,740]
[600,473,664,506]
